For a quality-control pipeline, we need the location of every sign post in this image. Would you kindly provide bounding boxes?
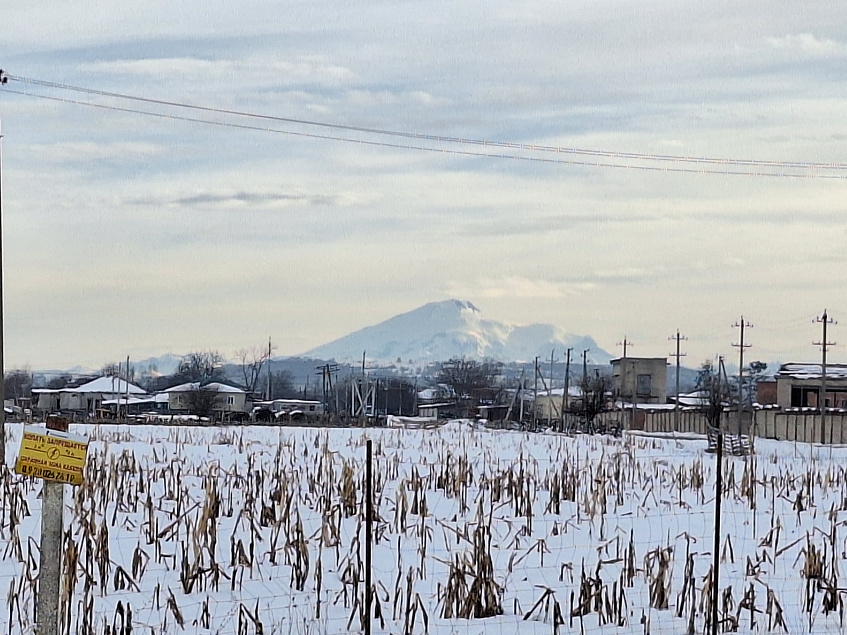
[15,417,88,635]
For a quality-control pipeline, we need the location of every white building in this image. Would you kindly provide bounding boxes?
[33,376,146,413]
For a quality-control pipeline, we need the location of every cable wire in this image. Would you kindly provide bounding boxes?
[2,77,846,180]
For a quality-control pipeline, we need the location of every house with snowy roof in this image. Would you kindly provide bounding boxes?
[163,381,250,415]
[776,363,847,409]
[32,376,146,414]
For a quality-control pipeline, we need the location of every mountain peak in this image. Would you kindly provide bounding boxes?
[300,300,611,365]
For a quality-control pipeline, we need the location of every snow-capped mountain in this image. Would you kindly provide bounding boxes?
[299,299,612,365]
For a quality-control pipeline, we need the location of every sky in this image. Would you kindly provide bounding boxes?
[0,1,846,370]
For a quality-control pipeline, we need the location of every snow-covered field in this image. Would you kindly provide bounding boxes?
[1,421,846,634]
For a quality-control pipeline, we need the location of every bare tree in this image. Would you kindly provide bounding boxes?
[269,370,296,399]
[436,358,503,406]
[579,372,611,430]
[696,361,730,429]
[46,374,72,389]
[101,361,122,377]
[234,344,274,393]
[176,350,226,382]
[101,361,135,382]
[4,368,32,402]
[184,385,221,419]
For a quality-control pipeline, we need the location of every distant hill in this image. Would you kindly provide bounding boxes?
[299,299,614,365]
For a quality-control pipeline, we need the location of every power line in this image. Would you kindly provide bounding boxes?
[1,72,846,180]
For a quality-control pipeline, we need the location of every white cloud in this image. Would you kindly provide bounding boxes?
[767,33,847,57]
[448,277,596,300]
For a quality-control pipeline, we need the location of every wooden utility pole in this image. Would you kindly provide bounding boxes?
[582,349,589,386]
[669,331,687,431]
[814,310,836,444]
[732,317,752,435]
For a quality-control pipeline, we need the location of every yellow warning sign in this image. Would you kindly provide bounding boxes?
[15,425,88,486]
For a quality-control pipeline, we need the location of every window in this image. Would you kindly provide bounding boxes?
[227,396,235,406]
[309,405,315,411]
[636,374,652,396]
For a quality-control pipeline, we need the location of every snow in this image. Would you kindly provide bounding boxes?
[1,422,845,633]
[32,376,146,394]
[778,362,847,380]
[165,381,245,393]
[300,299,612,365]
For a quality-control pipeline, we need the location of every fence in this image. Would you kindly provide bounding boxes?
[2,420,847,634]
[601,406,847,445]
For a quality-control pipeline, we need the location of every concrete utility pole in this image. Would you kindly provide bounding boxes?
[37,416,67,635]
[616,337,633,402]
[532,356,539,430]
[0,97,7,464]
[669,330,687,431]
[266,336,272,400]
[560,348,573,423]
[732,317,752,435]
[814,310,836,444]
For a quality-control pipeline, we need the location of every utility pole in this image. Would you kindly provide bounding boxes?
[668,330,687,431]
[814,310,836,444]
[616,336,633,403]
[124,355,131,419]
[582,349,589,386]
[37,416,67,635]
[266,336,272,400]
[364,439,373,635]
[732,317,753,435]
[560,348,573,427]
[532,356,539,431]
[0,96,7,464]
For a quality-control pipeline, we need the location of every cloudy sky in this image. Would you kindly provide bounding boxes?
[0,1,845,370]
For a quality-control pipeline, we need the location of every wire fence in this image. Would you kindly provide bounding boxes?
[0,420,845,634]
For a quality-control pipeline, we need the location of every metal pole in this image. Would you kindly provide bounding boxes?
[364,439,373,635]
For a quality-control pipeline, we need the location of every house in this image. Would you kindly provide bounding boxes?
[417,402,458,419]
[611,357,667,404]
[164,382,250,415]
[252,398,325,421]
[532,386,584,421]
[33,376,146,414]
[775,363,847,408]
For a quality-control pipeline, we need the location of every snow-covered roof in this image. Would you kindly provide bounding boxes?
[165,382,245,394]
[102,396,159,406]
[615,401,677,410]
[777,363,847,380]
[670,391,710,406]
[534,386,584,398]
[34,377,146,394]
[75,377,146,394]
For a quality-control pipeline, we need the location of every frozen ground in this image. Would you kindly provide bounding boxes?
[1,421,846,634]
